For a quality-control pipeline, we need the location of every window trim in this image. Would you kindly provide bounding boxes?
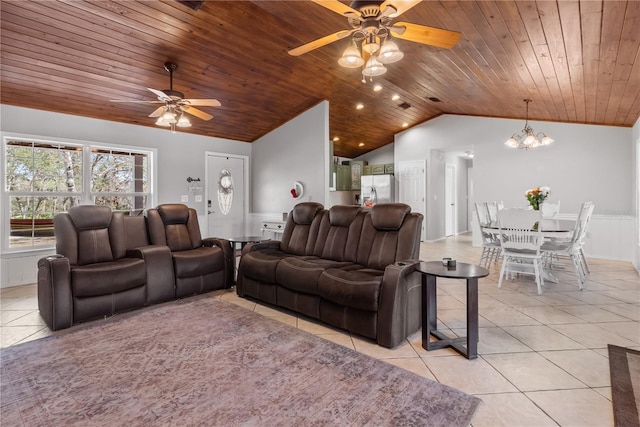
[2,132,157,254]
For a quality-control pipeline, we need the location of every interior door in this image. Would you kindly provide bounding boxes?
[445,164,456,236]
[398,160,426,241]
[206,154,246,238]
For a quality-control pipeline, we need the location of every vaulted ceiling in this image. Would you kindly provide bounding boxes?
[1,1,639,158]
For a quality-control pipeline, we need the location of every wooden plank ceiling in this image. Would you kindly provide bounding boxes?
[1,1,639,158]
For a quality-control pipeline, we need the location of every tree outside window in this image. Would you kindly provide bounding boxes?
[4,139,151,249]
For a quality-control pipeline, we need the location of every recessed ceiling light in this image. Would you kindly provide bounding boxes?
[402,122,409,128]
[358,142,365,147]
[356,103,364,110]
[373,84,383,92]
[333,136,340,142]
[391,94,400,101]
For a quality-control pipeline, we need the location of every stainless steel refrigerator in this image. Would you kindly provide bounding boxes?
[361,174,395,207]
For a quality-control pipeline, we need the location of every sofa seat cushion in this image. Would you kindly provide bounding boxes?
[276,256,354,294]
[173,246,225,278]
[239,249,293,283]
[71,258,146,298]
[318,266,384,311]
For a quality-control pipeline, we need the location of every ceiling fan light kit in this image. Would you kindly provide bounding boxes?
[377,39,404,64]
[362,56,387,77]
[505,99,554,150]
[338,40,365,68]
[110,62,220,133]
[289,0,461,82]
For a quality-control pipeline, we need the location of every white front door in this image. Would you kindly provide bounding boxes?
[206,153,247,238]
[398,160,426,241]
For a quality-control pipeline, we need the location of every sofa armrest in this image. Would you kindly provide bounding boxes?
[377,259,423,348]
[37,255,72,331]
[202,237,234,288]
[127,245,176,304]
[241,240,280,256]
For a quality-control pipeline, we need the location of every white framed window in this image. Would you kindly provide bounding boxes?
[3,136,153,251]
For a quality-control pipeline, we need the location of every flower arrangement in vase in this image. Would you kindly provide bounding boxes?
[525,186,551,210]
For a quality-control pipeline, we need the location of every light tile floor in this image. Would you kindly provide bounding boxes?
[2,233,639,426]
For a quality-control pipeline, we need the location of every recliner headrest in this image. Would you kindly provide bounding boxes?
[292,202,324,225]
[370,203,411,230]
[68,205,112,230]
[157,204,189,225]
[329,205,360,227]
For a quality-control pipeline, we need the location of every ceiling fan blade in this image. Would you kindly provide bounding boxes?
[148,106,165,118]
[181,106,213,121]
[110,99,164,104]
[390,22,461,49]
[147,87,172,102]
[181,99,222,107]
[289,29,354,56]
[380,0,421,18]
[311,0,361,17]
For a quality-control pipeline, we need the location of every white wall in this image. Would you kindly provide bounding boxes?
[251,101,329,215]
[395,114,635,253]
[0,105,251,287]
[0,105,251,212]
[354,143,394,166]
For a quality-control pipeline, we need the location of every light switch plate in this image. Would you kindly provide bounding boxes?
[181,195,188,202]
[195,195,202,202]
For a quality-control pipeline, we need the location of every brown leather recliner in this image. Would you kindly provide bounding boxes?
[37,205,175,330]
[146,204,234,297]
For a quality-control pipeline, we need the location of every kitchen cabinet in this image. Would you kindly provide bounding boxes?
[370,164,386,175]
[335,164,352,191]
[350,160,366,191]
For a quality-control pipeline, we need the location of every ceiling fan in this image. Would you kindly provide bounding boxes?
[111,62,221,130]
[288,0,461,78]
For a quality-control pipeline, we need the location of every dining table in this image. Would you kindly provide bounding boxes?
[481,218,576,239]
[481,218,577,283]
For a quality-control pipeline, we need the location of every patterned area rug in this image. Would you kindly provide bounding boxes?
[609,344,640,427]
[1,296,480,426]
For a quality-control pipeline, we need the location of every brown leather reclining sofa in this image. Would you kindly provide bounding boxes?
[37,204,233,331]
[236,202,424,348]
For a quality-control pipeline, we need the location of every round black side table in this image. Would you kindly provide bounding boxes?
[415,261,489,360]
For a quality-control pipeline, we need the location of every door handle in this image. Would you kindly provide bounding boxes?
[208,210,215,214]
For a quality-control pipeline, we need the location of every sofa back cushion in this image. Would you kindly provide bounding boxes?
[55,205,127,266]
[313,205,365,262]
[356,203,423,270]
[146,204,203,251]
[279,202,324,256]
[123,215,150,250]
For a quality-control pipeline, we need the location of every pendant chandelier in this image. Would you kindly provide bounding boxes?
[505,99,554,149]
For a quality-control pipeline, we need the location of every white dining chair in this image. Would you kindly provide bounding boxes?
[541,200,561,219]
[475,204,501,268]
[497,208,545,295]
[475,202,491,226]
[541,202,594,290]
[484,201,499,223]
[541,224,584,290]
[576,201,595,275]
